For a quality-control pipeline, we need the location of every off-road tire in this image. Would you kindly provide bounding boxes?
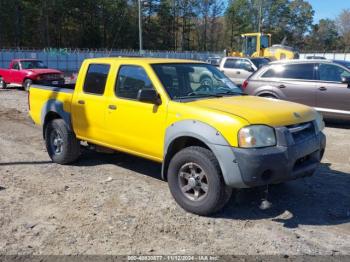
[167,146,232,216]
[45,119,80,164]
[23,79,32,92]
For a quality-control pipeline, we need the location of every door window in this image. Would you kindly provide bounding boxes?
[238,60,253,71]
[83,64,110,95]
[262,63,315,80]
[223,59,238,69]
[318,63,350,82]
[115,65,154,100]
[13,63,20,70]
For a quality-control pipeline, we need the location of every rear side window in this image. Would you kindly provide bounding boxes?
[224,59,238,69]
[262,63,315,80]
[83,64,110,95]
[115,65,153,100]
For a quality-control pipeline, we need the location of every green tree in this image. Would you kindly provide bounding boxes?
[336,9,350,50]
[305,19,339,51]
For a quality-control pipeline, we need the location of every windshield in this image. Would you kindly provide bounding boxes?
[152,63,242,100]
[335,60,350,69]
[260,35,270,49]
[251,58,270,69]
[244,36,257,56]
[21,60,47,69]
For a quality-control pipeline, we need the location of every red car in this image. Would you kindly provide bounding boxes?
[0,59,64,91]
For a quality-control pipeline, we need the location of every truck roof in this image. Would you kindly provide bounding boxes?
[84,57,204,65]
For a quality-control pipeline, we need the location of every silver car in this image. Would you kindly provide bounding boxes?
[243,59,350,120]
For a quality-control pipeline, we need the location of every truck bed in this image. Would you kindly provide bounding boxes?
[29,83,75,126]
[32,82,76,90]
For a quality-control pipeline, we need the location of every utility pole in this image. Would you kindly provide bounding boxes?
[258,0,263,33]
[138,0,143,54]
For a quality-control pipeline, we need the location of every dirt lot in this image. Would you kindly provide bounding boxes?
[0,89,349,256]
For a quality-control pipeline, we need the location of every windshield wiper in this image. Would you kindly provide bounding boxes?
[174,93,223,100]
[215,90,245,96]
[187,92,223,97]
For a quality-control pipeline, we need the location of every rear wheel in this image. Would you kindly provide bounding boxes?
[23,79,32,91]
[0,78,7,89]
[167,146,232,216]
[45,119,80,164]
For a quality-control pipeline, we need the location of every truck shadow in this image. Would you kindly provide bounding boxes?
[325,119,350,129]
[76,150,350,227]
[216,163,350,228]
[75,149,163,181]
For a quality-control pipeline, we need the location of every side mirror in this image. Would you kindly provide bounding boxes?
[246,66,255,72]
[341,76,350,83]
[137,89,161,105]
[341,76,350,87]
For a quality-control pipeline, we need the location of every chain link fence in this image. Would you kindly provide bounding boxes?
[0,48,224,74]
[1,48,349,74]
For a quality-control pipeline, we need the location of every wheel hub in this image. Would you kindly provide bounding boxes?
[188,177,198,188]
[178,162,209,201]
[51,131,63,154]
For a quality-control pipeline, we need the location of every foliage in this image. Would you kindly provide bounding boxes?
[0,0,348,52]
[336,9,350,51]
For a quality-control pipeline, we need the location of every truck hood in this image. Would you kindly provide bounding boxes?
[26,69,63,74]
[188,96,316,127]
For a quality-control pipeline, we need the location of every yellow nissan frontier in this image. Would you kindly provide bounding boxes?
[29,58,326,215]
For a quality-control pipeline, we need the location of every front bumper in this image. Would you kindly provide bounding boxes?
[224,123,326,188]
[35,78,65,86]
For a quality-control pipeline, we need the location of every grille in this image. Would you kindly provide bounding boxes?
[43,74,61,80]
[287,122,315,144]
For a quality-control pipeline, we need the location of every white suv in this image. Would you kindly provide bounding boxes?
[219,57,270,86]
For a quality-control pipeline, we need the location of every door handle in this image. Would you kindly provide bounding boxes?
[278,85,286,89]
[319,87,327,91]
[108,105,117,110]
[236,71,241,74]
[78,100,85,105]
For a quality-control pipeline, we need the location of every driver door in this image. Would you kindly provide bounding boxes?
[315,63,350,114]
[11,62,23,84]
[221,58,248,86]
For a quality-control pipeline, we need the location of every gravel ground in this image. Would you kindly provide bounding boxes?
[0,89,349,256]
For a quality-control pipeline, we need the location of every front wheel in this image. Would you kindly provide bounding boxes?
[167,146,232,216]
[0,78,7,89]
[45,119,81,164]
[23,79,32,91]
[260,94,277,99]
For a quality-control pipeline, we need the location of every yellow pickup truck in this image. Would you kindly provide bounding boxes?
[29,58,326,215]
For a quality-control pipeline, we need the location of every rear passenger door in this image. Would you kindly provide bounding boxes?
[72,63,111,142]
[104,65,166,160]
[315,63,350,114]
[262,63,317,106]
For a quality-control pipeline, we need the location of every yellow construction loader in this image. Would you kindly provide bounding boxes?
[228,32,299,60]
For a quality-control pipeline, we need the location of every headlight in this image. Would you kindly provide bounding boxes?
[238,125,276,148]
[315,112,325,132]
